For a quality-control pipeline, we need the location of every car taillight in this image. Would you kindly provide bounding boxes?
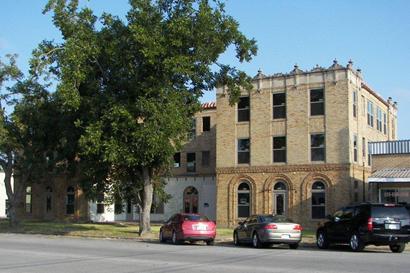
[293,224,303,231]
[367,217,373,231]
[264,224,277,230]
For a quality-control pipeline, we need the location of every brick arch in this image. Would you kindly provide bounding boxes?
[263,175,294,216]
[300,173,333,221]
[227,175,257,225]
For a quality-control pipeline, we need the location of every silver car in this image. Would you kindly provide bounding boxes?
[233,214,303,249]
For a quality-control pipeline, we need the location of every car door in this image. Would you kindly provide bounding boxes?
[237,217,250,241]
[244,215,258,241]
[326,209,344,242]
[163,214,175,238]
[338,207,355,242]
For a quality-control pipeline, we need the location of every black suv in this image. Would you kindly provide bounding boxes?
[316,203,410,252]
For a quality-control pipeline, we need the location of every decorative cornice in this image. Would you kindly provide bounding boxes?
[216,164,351,174]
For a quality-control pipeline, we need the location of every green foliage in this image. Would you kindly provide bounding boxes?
[35,0,257,216]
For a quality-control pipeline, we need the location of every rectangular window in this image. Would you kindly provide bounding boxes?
[96,193,104,214]
[361,95,366,116]
[202,116,210,132]
[237,138,250,164]
[189,118,196,139]
[376,107,382,132]
[310,89,324,116]
[367,101,374,127]
[362,137,366,158]
[237,97,250,122]
[127,200,132,214]
[114,202,123,214]
[273,93,286,119]
[273,136,286,163]
[311,134,325,161]
[352,90,357,118]
[312,191,325,219]
[353,134,358,162]
[25,186,32,213]
[186,152,196,172]
[201,151,210,167]
[173,152,181,168]
[383,113,387,134]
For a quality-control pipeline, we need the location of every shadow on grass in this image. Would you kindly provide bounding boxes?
[0,218,99,236]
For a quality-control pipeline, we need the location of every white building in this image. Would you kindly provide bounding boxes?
[0,172,10,218]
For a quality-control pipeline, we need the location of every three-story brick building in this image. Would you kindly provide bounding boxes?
[215,60,397,227]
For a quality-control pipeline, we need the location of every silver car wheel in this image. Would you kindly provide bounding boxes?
[252,233,259,248]
[350,234,359,250]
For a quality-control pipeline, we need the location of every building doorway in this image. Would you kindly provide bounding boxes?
[273,181,288,216]
[184,186,199,213]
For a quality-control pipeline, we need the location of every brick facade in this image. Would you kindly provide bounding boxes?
[215,61,397,228]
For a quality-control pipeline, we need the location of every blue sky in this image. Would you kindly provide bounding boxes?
[1,0,409,139]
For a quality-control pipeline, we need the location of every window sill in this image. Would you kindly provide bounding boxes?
[236,121,250,125]
[237,163,250,167]
[272,118,286,122]
[309,115,324,118]
[310,161,326,164]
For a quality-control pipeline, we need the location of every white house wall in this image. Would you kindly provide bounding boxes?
[164,176,216,221]
[0,172,11,218]
[89,175,216,223]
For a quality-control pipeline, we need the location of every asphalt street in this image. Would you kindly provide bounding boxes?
[0,234,409,273]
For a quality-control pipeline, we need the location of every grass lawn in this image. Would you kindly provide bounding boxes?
[0,219,315,241]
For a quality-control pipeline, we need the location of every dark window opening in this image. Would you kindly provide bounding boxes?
[238,138,250,164]
[310,89,324,116]
[97,193,104,214]
[173,152,181,168]
[311,134,325,161]
[187,152,196,172]
[238,182,250,218]
[273,93,286,119]
[238,97,250,122]
[66,186,75,215]
[273,136,286,163]
[202,116,210,132]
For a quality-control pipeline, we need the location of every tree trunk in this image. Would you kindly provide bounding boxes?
[139,167,153,235]
[3,159,23,228]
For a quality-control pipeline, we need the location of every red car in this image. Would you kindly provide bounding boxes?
[159,213,216,245]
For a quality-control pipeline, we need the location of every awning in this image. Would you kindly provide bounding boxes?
[368,168,410,183]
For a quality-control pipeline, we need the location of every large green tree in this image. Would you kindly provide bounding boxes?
[35,0,257,234]
[0,55,62,227]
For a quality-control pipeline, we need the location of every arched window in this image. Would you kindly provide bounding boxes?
[312,181,326,219]
[66,186,75,215]
[46,186,52,212]
[184,186,198,213]
[273,181,288,215]
[25,186,32,213]
[238,182,251,218]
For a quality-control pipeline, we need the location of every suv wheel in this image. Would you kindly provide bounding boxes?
[390,244,405,253]
[252,232,262,248]
[349,233,365,252]
[316,230,329,249]
[233,232,240,246]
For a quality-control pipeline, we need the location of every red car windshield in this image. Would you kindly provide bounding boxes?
[183,215,209,221]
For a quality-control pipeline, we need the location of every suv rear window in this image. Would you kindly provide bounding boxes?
[183,215,209,221]
[371,206,410,219]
